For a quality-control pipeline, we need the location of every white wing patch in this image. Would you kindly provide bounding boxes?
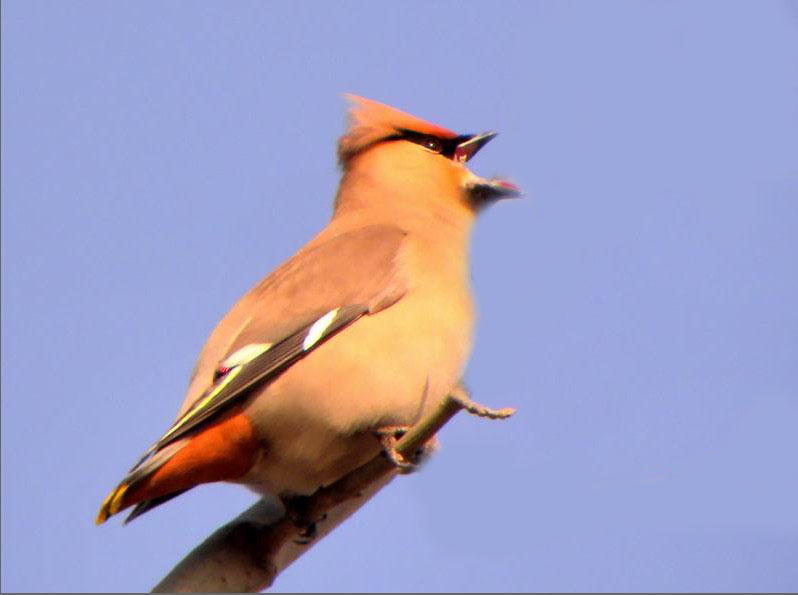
[221,342,273,368]
[303,308,340,351]
[160,367,242,441]
[161,343,272,442]
[125,304,368,476]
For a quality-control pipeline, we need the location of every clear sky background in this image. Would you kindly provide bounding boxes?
[2,1,797,592]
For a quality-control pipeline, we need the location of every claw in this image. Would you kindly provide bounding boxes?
[374,426,439,474]
[286,495,327,545]
[294,518,321,545]
[374,426,417,473]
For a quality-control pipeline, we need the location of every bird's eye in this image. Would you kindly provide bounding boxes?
[422,137,442,153]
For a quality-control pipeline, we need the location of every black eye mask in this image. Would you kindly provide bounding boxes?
[386,129,473,160]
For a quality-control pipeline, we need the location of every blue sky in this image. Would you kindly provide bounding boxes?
[2,1,797,591]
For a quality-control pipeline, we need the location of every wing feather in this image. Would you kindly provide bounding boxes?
[98,224,408,523]
[142,304,367,463]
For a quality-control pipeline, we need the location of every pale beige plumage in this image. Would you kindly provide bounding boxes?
[97,94,518,524]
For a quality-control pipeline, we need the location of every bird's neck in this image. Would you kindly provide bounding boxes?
[330,166,476,252]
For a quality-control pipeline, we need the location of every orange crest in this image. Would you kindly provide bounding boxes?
[338,95,457,164]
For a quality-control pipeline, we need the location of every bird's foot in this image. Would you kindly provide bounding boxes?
[375,426,414,472]
[374,426,435,474]
[294,519,323,545]
[286,495,327,545]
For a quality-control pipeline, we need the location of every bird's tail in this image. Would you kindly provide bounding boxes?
[95,440,185,524]
[95,411,259,524]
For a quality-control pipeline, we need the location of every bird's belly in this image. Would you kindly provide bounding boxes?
[239,289,473,496]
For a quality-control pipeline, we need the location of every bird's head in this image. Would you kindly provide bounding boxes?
[335,95,519,216]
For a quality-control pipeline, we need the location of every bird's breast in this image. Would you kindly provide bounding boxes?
[240,238,475,496]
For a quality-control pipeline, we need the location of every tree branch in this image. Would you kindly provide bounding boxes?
[152,387,514,592]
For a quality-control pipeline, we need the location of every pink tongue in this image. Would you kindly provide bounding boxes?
[494,179,519,191]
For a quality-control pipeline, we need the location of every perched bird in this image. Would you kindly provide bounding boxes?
[96,95,519,525]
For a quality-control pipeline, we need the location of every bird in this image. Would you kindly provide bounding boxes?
[96,94,519,525]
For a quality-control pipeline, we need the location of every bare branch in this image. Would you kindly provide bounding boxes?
[153,388,514,592]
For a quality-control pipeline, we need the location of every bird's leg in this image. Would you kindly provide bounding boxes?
[285,494,327,545]
[373,426,436,474]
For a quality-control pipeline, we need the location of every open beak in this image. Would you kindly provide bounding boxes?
[481,178,521,198]
[456,131,522,205]
[467,178,522,206]
[454,131,498,163]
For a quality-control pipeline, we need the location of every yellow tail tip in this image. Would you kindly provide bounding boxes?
[96,483,129,525]
[95,509,109,525]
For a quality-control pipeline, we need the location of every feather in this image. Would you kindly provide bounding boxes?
[96,305,367,524]
[155,304,367,450]
[123,490,188,524]
[338,94,458,163]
